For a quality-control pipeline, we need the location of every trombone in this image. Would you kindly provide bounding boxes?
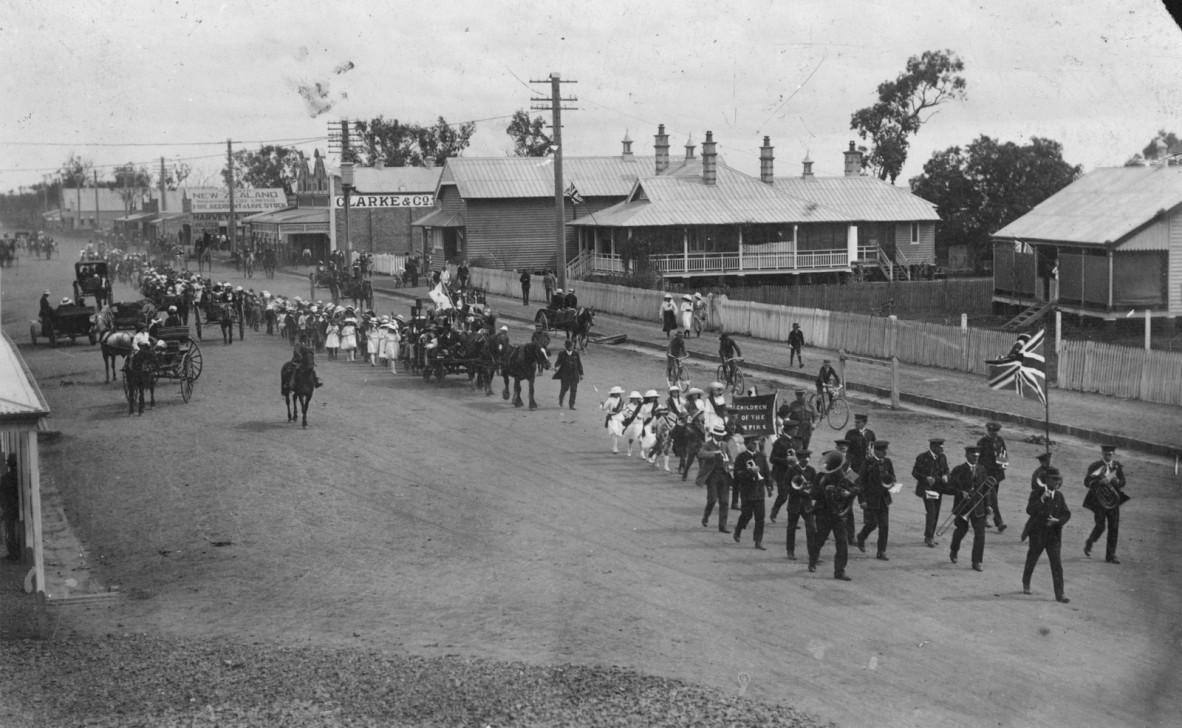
[935,474,997,537]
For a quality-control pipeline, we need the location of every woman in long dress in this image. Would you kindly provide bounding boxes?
[678,294,694,336]
[601,386,626,454]
[384,322,401,373]
[367,317,383,366]
[660,293,677,337]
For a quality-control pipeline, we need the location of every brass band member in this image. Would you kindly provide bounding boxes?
[1021,467,1071,603]
[976,421,1008,533]
[781,449,814,561]
[732,434,773,550]
[698,424,733,534]
[1083,445,1129,564]
[810,451,861,580]
[912,438,950,547]
[767,421,799,524]
[944,446,991,571]
[1029,451,1053,491]
[856,441,895,560]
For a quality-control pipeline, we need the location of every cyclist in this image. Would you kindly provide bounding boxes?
[667,330,687,383]
[816,358,841,411]
[718,332,742,385]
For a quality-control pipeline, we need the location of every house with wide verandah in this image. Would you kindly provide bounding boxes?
[991,165,1182,329]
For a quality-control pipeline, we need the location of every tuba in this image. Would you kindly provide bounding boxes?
[1088,463,1121,510]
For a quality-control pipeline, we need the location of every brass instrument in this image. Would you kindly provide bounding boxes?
[1088,462,1121,510]
[935,474,997,537]
[789,473,809,492]
[743,457,765,481]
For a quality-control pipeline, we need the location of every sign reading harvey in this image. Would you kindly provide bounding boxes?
[190,189,287,214]
[333,194,435,208]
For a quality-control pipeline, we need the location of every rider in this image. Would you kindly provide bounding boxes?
[667,330,687,383]
[718,332,742,384]
[550,287,564,310]
[816,358,841,410]
[131,322,152,350]
[289,342,323,388]
[563,288,578,309]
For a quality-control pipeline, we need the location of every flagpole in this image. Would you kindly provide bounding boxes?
[1044,374,1051,457]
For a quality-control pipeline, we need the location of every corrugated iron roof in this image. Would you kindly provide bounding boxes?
[992,165,1182,247]
[0,331,50,421]
[569,163,856,227]
[352,166,442,194]
[445,156,656,199]
[412,209,463,227]
[773,175,939,221]
[243,207,327,224]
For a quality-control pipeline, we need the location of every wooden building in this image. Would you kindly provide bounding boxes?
[330,164,442,258]
[991,165,1182,323]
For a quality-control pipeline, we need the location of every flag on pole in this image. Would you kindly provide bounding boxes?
[564,181,584,205]
[986,329,1047,404]
[428,281,454,310]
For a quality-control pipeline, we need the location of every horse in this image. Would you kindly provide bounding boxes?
[92,310,134,383]
[281,357,318,428]
[571,307,595,352]
[500,342,550,409]
[122,345,157,415]
[457,332,497,395]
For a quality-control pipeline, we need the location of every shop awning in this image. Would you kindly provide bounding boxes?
[412,208,463,228]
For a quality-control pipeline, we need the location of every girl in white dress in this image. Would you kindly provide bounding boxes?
[616,391,645,457]
[340,317,358,362]
[384,323,401,373]
[324,319,341,359]
[600,386,626,454]
[368,318,383,366]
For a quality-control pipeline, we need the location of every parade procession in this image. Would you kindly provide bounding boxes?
[3,4,1182,727]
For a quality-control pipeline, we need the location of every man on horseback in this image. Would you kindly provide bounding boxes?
[289,342,322,389]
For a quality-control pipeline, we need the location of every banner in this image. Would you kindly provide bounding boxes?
[189,189,288,213]
[728,394,777,436]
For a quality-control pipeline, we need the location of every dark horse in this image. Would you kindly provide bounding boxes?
[458,331,498,396]
[281,349,319,428]
[122,345,157,416]
[501,342,550,409]
[571,307,595,352]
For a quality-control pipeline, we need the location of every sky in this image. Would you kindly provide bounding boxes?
[2,0,1181,197]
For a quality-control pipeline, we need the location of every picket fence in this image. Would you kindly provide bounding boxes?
[723,278,994,317]
[1058,339,1182,406]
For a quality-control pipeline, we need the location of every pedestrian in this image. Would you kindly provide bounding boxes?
[698,423,733,534]
[667,330,687,385]
[1083,445,1130,564]
[340,314,358,362]
[456,259,470,289]
[767,420,798,524]
[732,433,772,550]
[1,453,19,561]
[913,438,950,547]
[844,413,876,477]
[678,294,694,336]
[519,269,532,306]
[38,289,55,334]
[1030,451,1054,491]
[660,293,677,337]
[781,449,814,561]
[945,446,990,572]
[542,270,556,303]
[788,322,805,368]
[553,339,583,410]
[785,389,815,451]
[856,441,895,560]
[977,422,1008,533]
[1022,468,1071,603]
[324,318,340,359]
[833,438,857,544]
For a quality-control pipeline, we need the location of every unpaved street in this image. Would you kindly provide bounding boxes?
[3,235,1181,728]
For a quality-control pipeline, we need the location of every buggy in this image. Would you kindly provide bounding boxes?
[30,302,97,346]
[74,261,113,306]
[136,325,203,404]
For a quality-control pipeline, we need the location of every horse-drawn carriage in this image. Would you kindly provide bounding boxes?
[74,261,113,306]
[121,325,202,413]
[194,298,240,343]
[30,302,96,346]
[534,306,595,351]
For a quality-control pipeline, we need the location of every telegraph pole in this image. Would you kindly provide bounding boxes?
[227,138,236,251]
[93,170,99,233]
[531,73,577,289]
[340,119,353,269]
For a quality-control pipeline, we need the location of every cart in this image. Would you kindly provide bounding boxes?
[74,261,113,305]
[30,303,97,346]
[144,325,203,403]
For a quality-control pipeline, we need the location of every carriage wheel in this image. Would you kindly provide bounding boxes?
[194,313,203,340]
[180,374,193,403]
[184,340,203,381]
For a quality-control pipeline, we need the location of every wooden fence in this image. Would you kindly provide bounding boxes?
[1058,339,1182,405]
[723,278,994,316]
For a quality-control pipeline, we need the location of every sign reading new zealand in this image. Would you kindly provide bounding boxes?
[333,194,435,208]
[190,189,288,213]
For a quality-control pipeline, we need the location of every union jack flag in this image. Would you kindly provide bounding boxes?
[986,329,1047,405]
[564,181,584,205]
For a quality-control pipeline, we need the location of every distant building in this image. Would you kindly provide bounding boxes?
[991,165,1182,322]
[331,163,442,258]
[61,188,125,231]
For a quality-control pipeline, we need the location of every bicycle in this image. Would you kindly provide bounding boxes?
[716,357,746,395]
[667,354,691,392]
[810,383,850,430]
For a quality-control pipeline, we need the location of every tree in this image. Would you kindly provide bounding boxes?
[348,115,475,167]
[111,162,153,214]
[59,152,94,189]
[506,109,551,157]
[851,49,967,183]
[910,135,1081,270]
[224,145,302,194]
[159,161,192,190]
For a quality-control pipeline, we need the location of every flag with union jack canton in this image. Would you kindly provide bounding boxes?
[986,329,1047,405]
[564,181,584,205]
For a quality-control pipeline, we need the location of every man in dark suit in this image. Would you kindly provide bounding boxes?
[1030,451,1054,491]
[844,414,876,476]
[944,446,991,571]
[732,434,773,550]
[856,441,895,560]
[553,339,583,410]
[519,269,531,306]
[976,421,1008,533]
[913,438,950,547]
[563,288,578,309]
[1022,468,1071,603]
[781,450,815,561]
[1083,445,1130,564]
[767,421,798,524]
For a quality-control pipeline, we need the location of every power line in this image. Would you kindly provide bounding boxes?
[0,138,328,175]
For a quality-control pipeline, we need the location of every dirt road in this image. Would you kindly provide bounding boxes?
[3,235,1180,727]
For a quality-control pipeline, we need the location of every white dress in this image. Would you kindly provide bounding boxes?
[602,395,624,436]
[367,324,382,357]
[339,322,357,351]
[325,323,340,349]
[679,301,694,331]
[384,328,401,360]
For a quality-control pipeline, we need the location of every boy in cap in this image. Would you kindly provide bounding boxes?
[1022,467,1071,602]
[732,433,772,550]
[856,441,895,560]
[976,422,1008,533]
[815,358,841,410]
[913,438,950,547]
[788,322,805,368]
[945,446,991,571]
[698,423,732,533]
[1083,445,1129,564]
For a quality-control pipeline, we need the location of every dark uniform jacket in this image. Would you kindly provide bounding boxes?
[820,469,860,518]
[844,426,876,474]
[695,438,729,488]
[768,435,796,484]
[563,292,578,308]
[1030,465,1054,491]
[912,450,950,498]
[788,328,804,349]
[944,462,990,519]
[1082,459,1130,512]
[1022,488,1071,542]
[976,434,1007,482]
[733,450,771,501]
[553,349,583,383]
[858,456,895,510]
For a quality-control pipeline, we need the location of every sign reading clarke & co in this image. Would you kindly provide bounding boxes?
[333,194,435,208]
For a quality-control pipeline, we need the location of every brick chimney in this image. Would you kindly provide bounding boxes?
[843,141,862,177]
[684,134,696,160]
[702,131,717,186]
[654,124,670,174]
[802,151,814,178]
[621,131,634,160]
[759,136,775,184]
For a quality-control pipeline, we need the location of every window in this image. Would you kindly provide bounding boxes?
[910,222,919,244]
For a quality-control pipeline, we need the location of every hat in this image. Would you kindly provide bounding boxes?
[609,385,624,395]
[744,433,761,442]
[155,340,168,349]
[555,288,563,294]
[709,381,724,390]
[782,420,799,432]
[710,424,728,437]
[643,389,659,398]
[61,297,73,305]
[964,446,982,455]
[693,292,703,299]
[1101,445,1118,453]
[986,421,1001,431]
[834,439,850,449]
[668,384,681,391]
[564,339,574,348]
[686,387,704,397]
[682,294,692,301]
[43,289,50,295]
[1036,452,1053,463]
[674,330,683,336]
[928,438,945,447]
[819,451,845,473]
[794,389,806,396]
[854,414,868,423]
[796,449,811,458]
[873,441,889,451]
[499,325,508,331]
[663,293,672,299]
[792,322,800,327]
[822,358,831,364]
[628,391,642,399]
[168,305,177,312]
